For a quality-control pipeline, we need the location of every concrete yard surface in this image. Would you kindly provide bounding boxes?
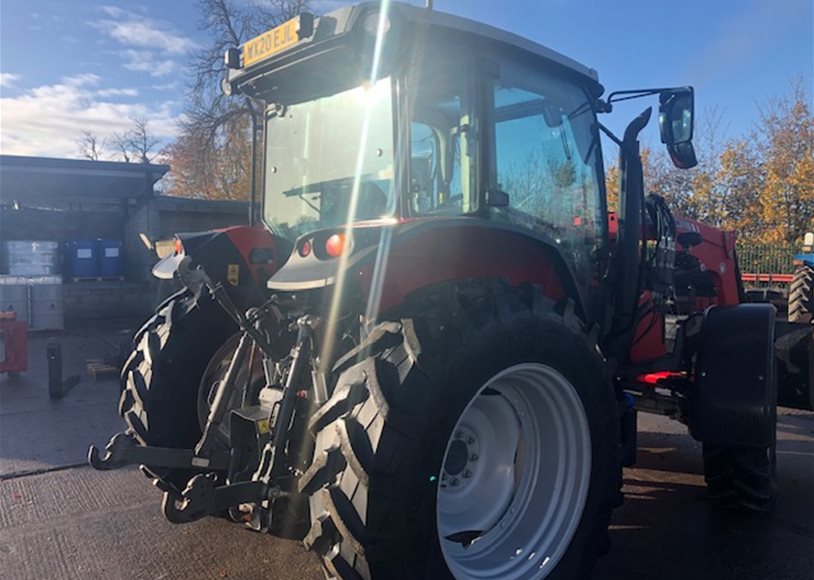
[594,411,814,580]
[0,468,321,580]
[1,324,133,479]
[1,324,813,579]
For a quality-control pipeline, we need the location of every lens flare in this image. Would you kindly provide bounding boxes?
[319,1,394,372]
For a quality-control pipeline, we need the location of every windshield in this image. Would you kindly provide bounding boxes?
[264,78,395,241]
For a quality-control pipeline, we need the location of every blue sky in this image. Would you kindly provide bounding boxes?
[0,0,811,159]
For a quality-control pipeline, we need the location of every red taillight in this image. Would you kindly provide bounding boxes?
[175,239,183,254]
[325,233,347,258]
[299,240,312,257]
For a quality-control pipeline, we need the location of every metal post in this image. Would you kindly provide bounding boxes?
[249,104,258,227]
[47,338,62,399]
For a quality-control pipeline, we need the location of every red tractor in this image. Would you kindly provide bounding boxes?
[89,4,808,578]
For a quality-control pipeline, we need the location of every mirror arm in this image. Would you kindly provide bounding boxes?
[606,88,665,106]
[597,122,623,148]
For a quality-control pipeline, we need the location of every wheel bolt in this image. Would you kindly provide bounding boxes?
[455,431,463,439]
[470,453,478,461]
[467,436,475,444]
[463,470,472,478]
[451,478,459,487]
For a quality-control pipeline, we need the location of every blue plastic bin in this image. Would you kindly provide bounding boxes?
[66,240,98,279]
[97,239,123,278]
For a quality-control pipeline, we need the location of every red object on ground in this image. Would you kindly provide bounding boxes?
[0,316,28,373]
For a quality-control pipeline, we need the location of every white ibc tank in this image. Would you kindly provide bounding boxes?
[0,276,29,323]
[3,241,60,276]
[29,276,64,330]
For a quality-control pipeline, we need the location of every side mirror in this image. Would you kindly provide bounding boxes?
[659,87,697,169]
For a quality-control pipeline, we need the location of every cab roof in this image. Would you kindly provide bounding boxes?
[229,2,602,95]
[391,3,599,83]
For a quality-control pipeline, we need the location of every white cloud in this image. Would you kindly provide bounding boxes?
[119,49,177,77]
[152,81,179,91]
[0,75,178,158]
[96,87,139,97]
[92,6,197,54]
[0,73,22,88]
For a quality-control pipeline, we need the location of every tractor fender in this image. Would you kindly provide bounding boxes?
[690,303,776,447]
[266,217,589,322]
[152,226,292,312]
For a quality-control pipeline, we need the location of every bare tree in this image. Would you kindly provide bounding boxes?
[77,130,104,161]
[164,0,309,198]
[111,131,132,163]
[109,118,161,164]
[127,118,160,164]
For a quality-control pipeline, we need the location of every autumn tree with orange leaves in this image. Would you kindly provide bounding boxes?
[163,0,310,201]
[752,81,814,245]
[606,79,812,246]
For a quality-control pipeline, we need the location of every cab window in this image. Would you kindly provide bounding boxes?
[406,48,475,216]
[488,60,604,272]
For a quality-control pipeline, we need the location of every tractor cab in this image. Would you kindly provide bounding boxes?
[224,2,698,335]
[225,4,610,307]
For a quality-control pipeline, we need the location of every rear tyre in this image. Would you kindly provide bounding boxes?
[702,443,776,512]
[788,264,814,323]
[119,289,235,481]
[300,284,619,579]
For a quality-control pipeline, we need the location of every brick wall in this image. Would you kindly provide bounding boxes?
[63,281,155,321]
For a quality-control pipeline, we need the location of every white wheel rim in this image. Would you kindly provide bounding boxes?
[437,363,592,579]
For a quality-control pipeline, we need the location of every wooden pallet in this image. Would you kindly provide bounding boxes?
[71,276,125,283]
[86,359,119,381]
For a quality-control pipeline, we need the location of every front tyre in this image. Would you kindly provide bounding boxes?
[300,286,619,579]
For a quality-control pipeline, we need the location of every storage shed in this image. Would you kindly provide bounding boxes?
[0,155,249,322]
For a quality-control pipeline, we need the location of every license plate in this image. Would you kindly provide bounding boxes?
[243,18,300,67]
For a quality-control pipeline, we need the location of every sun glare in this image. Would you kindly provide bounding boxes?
[319,1,394,370]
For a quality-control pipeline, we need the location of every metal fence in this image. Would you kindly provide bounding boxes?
[736,242,796,288]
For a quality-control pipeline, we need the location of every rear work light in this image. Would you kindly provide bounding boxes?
[325,233,347,258]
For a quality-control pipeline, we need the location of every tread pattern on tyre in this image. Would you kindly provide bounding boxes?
[702,444,776,511]
[119,289,234,449]
[701,303,778,513]
[300,282,619,580]
[788,264,814,323]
